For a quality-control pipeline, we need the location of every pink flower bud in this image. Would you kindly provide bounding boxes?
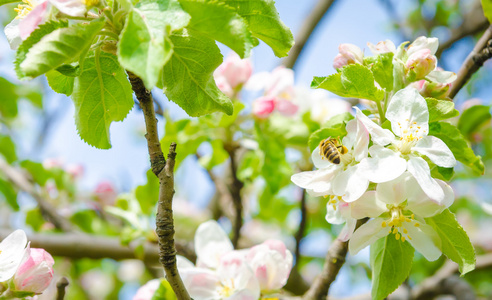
[94,181,117,205]
[252,96,275,118]
[333,44,364,69]
[405,49,437,82]
[214,52,253,92]
[246,240,293,292]
[13,246,54,294]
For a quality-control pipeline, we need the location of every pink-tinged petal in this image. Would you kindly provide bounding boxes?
[245,244,291,292]
[386,87,429,137]
[426,70,456,84]
[407,36,439,56]
[358,145,406,183]
[0,229,28,282]
[13,246,54,293]
[252,96,275,118]
[4,19,22,50]
[276,99,298,116]
[403,221,441,261]
[215,75,234,98]
[19,1,48,40]
[262,240,287,259]
[180,268,220,300]
[407,156,444,203]
[375,172,411,206]
[49,0,87,17]
[332,164,369,202]
[413,136,456,168]
[219,252,260,298]
[265,67,294,97]
[339,218,357,242]
[133,279,160,300]
[214,52,252,89]
[349,218,390,255]
[406,179,454,217]
[291,166,338,196]
[194,220,233,269]
[354,107,394,146]
[350,191,386,219]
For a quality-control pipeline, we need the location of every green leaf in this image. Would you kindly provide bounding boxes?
[15,21,68,78]
[370,235,414,300]
[0,135,17,163]
[426,98,459,122]
[481,0,492,23]
[55,64,81,77]
[429,122,484,175]
[0,178,18,211]
[426,209,475,275]
[458,105,491,137]
[308,113,353,152]
[135,169,159,215]
[17,20,105,79]
[198,140,229,169]
[322,112,354,129]
[221,0,293,57]
[46,70,74,96]
[25,208,44,231]
[19,160,51,186]
[179,0,255,58]
[0,0,21,5]
[0,77,19,119]
[312,64,384,102]
[161,29,233,116]
[118,0,189,89]
[72,50,134,149]
[151,279,177,300]
[367,52,394,91]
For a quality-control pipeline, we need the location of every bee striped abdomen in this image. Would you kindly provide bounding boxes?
[319,138,344,165]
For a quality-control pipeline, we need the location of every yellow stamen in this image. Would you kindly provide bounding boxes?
[395,233,400,240]
[381,221,387,228]
[401,236,406,242]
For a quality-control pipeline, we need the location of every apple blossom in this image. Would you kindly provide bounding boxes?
[252,96,276,118]
[413,79,451,99]
[349,172,454,261]
[405,49,437,81]
[0,230,27,282]
[291,117,370,202]
[194,220,234,269]
[133,279,160,300]
[333,44,364,69]
[246,240,293,292]
[293,87,351,124]
[356,87,456,202]
[13,246,54,294]
[367,39,396,55]
[214,52,253,97]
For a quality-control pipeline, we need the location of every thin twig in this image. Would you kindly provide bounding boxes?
[282,0,337,69]
[55,277,69,300]
[127,71,190,300]
[303,219,368,300]
[226,146,244,248]
[294,190,307,271]
[448,25,492,99]
[0,158,73,232]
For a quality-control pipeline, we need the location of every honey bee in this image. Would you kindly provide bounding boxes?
[319,138,348,164]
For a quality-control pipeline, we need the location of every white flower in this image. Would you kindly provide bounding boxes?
[0,229,28,282]
[293,87,352,124]
[367,40,396,55]
[333,43,364,69]
[194,220,234,269]
[357,87,456,202]
[291,117,370,202]
[349,172,454,261]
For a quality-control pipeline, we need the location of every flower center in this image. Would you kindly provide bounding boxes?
[82,0,99,7]
[14,0,34,19]
[325,195,343,211]
[218,279,235,297]
[396,120,426,154]
[380,206,418,242]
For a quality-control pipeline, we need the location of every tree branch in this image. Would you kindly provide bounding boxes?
[282,0,337,69]
[303,219,367,300]
[449,25,492,99]
[55,277,69,300]
[294,190,307,271]
[0,158,73,232]
[226,145,244,248]
[127,72,190,300]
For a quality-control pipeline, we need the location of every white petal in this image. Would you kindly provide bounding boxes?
[49,0,87,17]
[413,136,456,168]
[349,218,389,256]
[312,146,333,169]
[406,179,454,217]
[179,267,220,300]
[407,36,438,56]
[325,202,344,225]
[0,229,27,282]
[333,165,369,202]
[342,119,357,149]
[386,87,429,137]
[4,19,22,50]
[407,156,444,203]
[339,218,357,242]
[244,72,270,90]
[426,70,457,84]
[177,255,195,269]
[353,118,369,162]
[350,191,387,219]
[291,167,337,196]
[195,220,233,269]
[358,145,407,183]
[354,107,394,146]
[266,67,295,97]
[403,221,441,261]
[218,252,260,299]
[375,172,411,205]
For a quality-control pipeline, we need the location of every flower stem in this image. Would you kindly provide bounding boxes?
[377,100,386,125]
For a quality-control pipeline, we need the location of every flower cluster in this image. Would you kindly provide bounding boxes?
[134,220,293,299]
[0,230,54,298]
[292,36,459,261]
